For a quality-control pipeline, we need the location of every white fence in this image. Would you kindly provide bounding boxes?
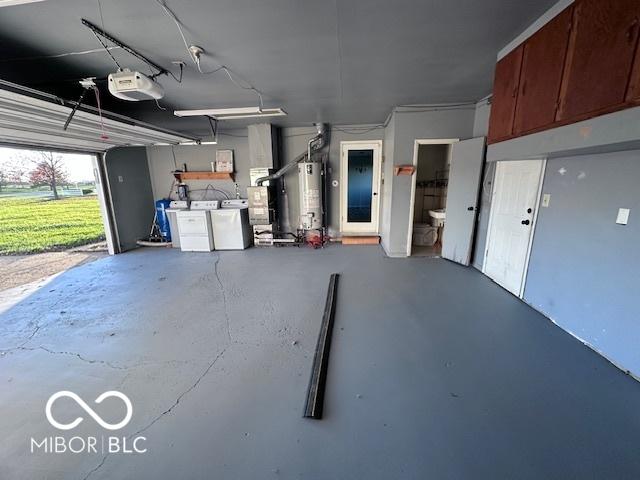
[0,187,94,199]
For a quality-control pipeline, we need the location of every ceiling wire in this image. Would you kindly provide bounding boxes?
[0,47,123,63]
[170,145,178,169]
[97,0,106,29]
[333,125,385,135]
[327,103,477,135]
[395,102,476,111]
[154,0,191,54]
[154,0,265,109]
[93,0,123,70]
[88,27,122,70]
[218,132,248,138]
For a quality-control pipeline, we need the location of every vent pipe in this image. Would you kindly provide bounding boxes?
[256,123,327,186]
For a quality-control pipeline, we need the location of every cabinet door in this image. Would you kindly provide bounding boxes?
[626,36,640,102]
[487,45,523,143]
[514,6,573,134]
[557,0,640,121]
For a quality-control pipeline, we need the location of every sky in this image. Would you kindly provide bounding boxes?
[0,146,96,183]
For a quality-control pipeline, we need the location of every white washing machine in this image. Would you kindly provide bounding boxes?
[209,199,252,250]
[166,200,189,249]
[176,201,218,252]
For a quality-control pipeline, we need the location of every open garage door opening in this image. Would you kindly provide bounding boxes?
[0,145,113,292]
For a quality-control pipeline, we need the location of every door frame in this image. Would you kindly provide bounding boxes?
[482,158,547,298]
[92,153,118,255]
[340,140,383,234]
[407,138,459,256]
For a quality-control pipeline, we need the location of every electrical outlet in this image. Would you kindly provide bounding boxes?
[541,193,551,207]
[616,208,630,225]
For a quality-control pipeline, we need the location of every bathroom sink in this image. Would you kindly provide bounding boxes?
[429,209,446,220]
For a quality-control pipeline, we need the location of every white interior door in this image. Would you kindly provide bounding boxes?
[483,159,545,296]
[441,137,486,265]
[340,141,382,234]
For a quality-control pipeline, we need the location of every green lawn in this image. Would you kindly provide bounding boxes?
[0,197,106,254]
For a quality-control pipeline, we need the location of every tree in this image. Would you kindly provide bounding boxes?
[0,168,7,193]
[28,152,69,200]
[0,157,28,192]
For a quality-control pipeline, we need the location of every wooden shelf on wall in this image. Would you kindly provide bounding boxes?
[394,165,416,176]
[173,171,234,182]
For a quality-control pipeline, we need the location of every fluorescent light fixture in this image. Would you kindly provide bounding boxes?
[178,141,218,146]
[174,107,287,121]
[0,0,46,6]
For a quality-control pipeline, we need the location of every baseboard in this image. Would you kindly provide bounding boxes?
[341,236,380,245]
[384,250,408,258]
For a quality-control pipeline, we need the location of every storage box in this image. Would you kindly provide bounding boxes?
[215,149,234,172]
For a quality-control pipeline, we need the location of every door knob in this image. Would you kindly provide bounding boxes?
[521,219,530,225]
[467,206,475,211]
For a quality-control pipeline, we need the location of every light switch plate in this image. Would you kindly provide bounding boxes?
[541,193,551,208]
[616,208,630,225]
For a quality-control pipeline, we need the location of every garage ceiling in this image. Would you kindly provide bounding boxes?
[0,0,555,136]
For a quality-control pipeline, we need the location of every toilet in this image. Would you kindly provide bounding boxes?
[412,223,438,247]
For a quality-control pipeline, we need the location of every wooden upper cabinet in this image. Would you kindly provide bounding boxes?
[513,6,573,135]
[557,0,640,121]
[487,45,523,143]
[626,32,640,102]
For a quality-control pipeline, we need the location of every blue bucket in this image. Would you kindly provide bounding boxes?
[155,199,172,241]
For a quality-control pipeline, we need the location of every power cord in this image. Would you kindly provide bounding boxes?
[154,0,264,108]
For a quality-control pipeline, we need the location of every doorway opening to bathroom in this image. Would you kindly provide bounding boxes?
[408,140,457,257]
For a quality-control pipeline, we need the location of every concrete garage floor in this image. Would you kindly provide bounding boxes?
[0,242,108,291]
[1,246,639,479]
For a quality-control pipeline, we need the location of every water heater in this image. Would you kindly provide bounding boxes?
[298,161,323,230]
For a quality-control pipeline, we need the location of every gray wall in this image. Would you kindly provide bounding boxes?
[487,106,640,163]
[523,149,640,376]
[145,107,477,255]
[280,125,384,236]
[382,107,476,256]
[104,146,154,252]
[147,132,249,203]
[380,114,396,254]
[146,126,385,236]
[472,98,491,138]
